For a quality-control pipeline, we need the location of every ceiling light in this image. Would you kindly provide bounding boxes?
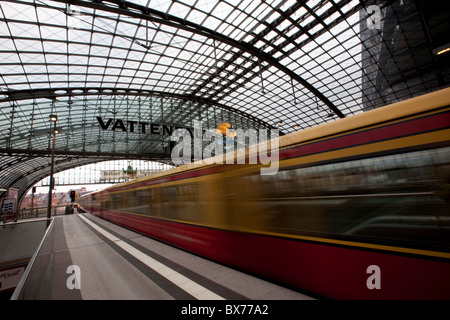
[433,43,450,56]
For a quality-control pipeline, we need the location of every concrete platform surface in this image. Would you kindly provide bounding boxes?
[30,212,314,300]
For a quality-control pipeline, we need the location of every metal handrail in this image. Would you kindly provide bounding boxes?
[10,218,54,300]
[17,205,70,219]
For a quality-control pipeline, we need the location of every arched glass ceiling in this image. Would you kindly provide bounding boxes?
[1,0,449,132]
[1,0,449,204]
[1,92,270,154]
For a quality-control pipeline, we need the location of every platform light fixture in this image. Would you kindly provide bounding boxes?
[436,48,450,55]
[433,43,450,56]
[47,114,58,219]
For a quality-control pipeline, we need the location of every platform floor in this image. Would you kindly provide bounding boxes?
[41,212,313,300]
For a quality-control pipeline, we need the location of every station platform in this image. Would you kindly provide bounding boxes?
[11,212,314,300]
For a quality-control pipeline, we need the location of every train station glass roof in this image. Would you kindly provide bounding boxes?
[1,0,449,202]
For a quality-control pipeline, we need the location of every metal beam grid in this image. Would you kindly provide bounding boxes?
[0,0,449,204]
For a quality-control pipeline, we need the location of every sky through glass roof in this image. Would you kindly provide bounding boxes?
[1,0,449,203]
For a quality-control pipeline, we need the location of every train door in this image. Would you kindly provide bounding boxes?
[220,166,265,232]
[197,172,227,228]
[149,188,162,218]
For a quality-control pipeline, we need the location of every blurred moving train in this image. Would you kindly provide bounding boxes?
[80,88,450,299]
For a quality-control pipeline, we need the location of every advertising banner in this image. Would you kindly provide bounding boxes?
[0,266,26,292]
[100,170,159,181]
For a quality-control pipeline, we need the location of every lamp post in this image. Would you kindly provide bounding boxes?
[47,114,58,219]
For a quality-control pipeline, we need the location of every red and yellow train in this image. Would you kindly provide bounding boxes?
[80,88,450,299]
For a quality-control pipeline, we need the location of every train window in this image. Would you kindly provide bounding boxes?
[419,149,434,166]
[176,183,201,223]
[161,186,178,220]
[131,190,151,215]
[111,193,122,210]
[253,146,450,251]
[434,147,450,165]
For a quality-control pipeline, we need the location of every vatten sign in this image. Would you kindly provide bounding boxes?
[96,116,195,136]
